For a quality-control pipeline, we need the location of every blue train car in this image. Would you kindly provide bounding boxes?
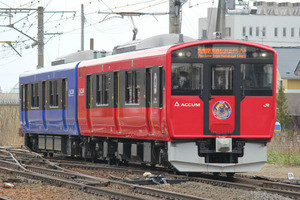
[19,62,80,154]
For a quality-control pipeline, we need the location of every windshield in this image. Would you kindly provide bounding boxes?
[241,64,273,96]
[171,63,203,96]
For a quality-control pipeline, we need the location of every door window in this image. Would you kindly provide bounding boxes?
[211,65,233,95]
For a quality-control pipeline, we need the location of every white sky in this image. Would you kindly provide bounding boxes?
[0,0,298,92]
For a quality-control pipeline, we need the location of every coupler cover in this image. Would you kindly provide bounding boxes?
[216,137,232,152]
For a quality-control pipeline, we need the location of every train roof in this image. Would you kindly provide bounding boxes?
[20,61,79,78]
[20,39,276,79]
[79,45,172,68]
[79,39,276,68]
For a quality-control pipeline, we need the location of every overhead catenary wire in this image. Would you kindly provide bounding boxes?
[0,0,196,65]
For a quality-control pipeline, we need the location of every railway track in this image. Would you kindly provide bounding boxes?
[0,148,207,200]
[1,147,300,199]
[56,162,300,199]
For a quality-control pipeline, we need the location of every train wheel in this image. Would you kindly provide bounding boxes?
[173,168,179,175]
[213,172,220,177]
[226,173,235,178]
[115,159,121,166]
[107,158,115,165]
[123,160,129,166]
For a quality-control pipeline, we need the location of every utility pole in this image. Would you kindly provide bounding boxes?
[0,7,76,69]
[169,0,187,34]
[216,0,226,38]
[37,7,44,69]
[81,4,84,51]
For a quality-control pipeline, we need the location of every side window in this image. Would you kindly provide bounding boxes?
[96,74,102,105]
[125,71,140,104]
[31,83,39,108]
[104,74,109,104]
[241,64,273,96]
[50,81,53,106]
[86,75,92,108]
[42,81,46,110]
[20,85,23,110]
[31,84,34,108]
[171,63,203,96]
[24,84,28,110]
[49,80,59,107]
[54,80,58,107]
[96,73,109,106]
[62,79,67,109]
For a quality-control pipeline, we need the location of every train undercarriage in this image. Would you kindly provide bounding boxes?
[24,133,267,174]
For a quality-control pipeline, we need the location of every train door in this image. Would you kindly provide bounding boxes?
[86,75,93,132]
[114,71,121,133]
[62,78,67,130]
[42,81,47,129]
[24,84,29,129]
[146,66,163,136]
[204,62,241,135]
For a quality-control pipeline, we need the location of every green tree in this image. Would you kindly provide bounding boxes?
[276,84,291,130]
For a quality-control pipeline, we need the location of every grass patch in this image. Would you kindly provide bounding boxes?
[268,150,300,166]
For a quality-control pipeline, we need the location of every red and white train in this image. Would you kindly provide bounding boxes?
[20,39,276,175]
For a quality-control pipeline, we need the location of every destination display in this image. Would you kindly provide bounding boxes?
[198,47,247,58]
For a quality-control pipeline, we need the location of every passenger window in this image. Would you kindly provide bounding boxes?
[96,75,102,105]
[20,85,24,110]
[86,75,92,108]
[171,63,203,96]
[62,79,67,109]
[49,80,59,107]
[31,83,39,108]
[96,74,109,106]
[24,84,28,111]
[241,64,273,96]
[125,71,140,104]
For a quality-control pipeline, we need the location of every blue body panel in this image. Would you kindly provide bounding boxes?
[19,62,80,136]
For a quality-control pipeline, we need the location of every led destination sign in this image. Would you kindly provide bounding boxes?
[198,47,247,58]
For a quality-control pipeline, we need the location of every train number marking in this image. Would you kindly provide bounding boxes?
[68,89,75,97]
[79,88,85,96]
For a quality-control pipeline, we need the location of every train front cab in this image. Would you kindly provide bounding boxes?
[166,41,276,173]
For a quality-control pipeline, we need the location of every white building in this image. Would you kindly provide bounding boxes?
[198,1,300,47]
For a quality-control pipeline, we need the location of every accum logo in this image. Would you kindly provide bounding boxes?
[174,101,200,107]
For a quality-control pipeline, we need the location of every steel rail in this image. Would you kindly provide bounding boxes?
[0,160,207,200]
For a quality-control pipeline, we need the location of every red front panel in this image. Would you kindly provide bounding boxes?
[209,96,235,134]
[169,96,203,138]
[240,97,275,138]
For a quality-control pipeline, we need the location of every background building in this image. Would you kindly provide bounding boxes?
[199,1,300,47]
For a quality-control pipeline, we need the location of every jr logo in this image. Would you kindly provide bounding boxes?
[263,103,270,108]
